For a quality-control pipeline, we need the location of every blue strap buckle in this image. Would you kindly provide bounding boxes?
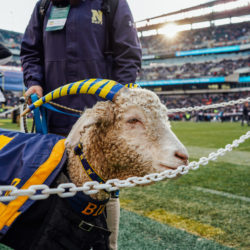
[30,94,81,135]
[31,94,48,134]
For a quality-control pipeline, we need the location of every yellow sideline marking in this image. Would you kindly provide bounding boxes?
[145,209,225,237]
[0,139,66,230]
[120,199,133,207]
[99,80,116,98]
[79,79,97,94]
[0,135,14,150]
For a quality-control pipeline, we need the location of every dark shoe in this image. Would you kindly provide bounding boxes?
[0,43,12,65]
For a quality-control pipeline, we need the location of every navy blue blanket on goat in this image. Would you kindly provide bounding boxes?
[0,129,67,237]
[0,130,110,250]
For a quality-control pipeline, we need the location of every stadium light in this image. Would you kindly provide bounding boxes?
[136,0,250,29]
[158,23,179,38]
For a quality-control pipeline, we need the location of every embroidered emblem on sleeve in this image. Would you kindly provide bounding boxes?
[91,10,103,25]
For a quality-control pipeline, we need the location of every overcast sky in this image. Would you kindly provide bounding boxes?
[0,0,213,33]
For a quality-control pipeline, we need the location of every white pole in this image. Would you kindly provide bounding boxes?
[19,103,25,132]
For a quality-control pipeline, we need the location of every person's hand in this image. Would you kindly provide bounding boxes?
[25,85,43,104]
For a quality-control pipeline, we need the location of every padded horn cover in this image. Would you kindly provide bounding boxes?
[28,79,126,111]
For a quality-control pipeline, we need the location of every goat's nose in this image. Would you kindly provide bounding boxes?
[174,151,189,165]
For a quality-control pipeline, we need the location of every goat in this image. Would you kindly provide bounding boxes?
[0,79,188,250]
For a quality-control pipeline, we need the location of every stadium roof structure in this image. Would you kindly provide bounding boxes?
[136,0,250,32]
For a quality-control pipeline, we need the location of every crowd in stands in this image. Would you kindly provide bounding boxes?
[5,59,20,67]
[0,21,249,124]
[161,92,250,122]
[1,91,248,124]
[0,29,23,67]
[140,21,250,55]
[2,91,20,107]
[0,29,22,50]
[1,21,250,68]
[139,57,250,80]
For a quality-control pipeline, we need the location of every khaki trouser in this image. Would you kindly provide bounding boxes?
[106,198,120,250]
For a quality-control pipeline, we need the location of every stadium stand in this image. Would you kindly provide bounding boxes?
[140,21,250,56]
[136,0,250,98]
[135,0,250,122]
[0,29,23,93]
[139,56,250,80]
[0,29,22,67]
[160,91,249,122]
[0,29,22,49]
[0,0,249,123]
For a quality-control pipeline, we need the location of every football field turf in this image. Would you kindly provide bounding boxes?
[0,120,249,249]
[119,122,250,249]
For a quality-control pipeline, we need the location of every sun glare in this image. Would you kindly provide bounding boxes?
[159,24,179,38]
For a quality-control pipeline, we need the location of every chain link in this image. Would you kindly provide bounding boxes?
[0,131,249,202]
[167,97,250,114]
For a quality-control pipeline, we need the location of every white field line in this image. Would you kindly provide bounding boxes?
[193,186,250,202]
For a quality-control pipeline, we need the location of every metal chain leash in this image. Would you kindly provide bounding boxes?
[167,97,250,114]
[1,130,249,202]
[47,97,250,115]
[6,94,248,120]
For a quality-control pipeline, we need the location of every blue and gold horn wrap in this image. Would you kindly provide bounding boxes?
[28,78,133,112]
[125,83,139,88]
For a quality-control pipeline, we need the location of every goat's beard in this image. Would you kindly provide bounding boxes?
[51,0,81,7]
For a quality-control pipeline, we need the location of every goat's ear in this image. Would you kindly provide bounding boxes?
[65,115,96,147]
[65,101,114,147]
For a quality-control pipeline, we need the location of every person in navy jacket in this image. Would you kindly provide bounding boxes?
[20,0,141,249]
[21,0,141,135]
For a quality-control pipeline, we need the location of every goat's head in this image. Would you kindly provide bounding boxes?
[66,87,188,179]
[22,79,188,180]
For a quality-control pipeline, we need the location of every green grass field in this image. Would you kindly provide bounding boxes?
[0,118,33,131]
[119,122,250,250]
[0,120,249,249]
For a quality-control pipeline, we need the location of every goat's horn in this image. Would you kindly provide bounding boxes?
[21,79,138,116]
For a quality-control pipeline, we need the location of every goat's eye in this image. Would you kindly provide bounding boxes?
[127,118,140,124]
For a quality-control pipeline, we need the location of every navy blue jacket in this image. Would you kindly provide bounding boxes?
[21,0,141,134]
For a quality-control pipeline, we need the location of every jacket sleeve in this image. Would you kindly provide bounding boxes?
[20,1,45,89]
[111,0,142,85]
